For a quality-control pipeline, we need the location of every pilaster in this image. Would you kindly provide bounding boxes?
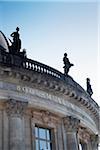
[6,99,28,150]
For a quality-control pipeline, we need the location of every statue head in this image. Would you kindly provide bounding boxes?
[16,27,19,32]
[87,78,90,83]
[64,53,67,57]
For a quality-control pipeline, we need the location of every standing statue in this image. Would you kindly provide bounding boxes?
[63,53,74,75]
[9,27,21,54]
[86,78,93,97]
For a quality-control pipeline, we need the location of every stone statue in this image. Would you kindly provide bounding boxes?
[86,78,93,97]
[63,53,74,75]
[9,27,21,54]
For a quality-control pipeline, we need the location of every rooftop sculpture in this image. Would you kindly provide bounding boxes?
[63,53,74,75]
[86,78,93,97]
[9,27,21,54]
[0,28,27,67]
[0,27,26,58]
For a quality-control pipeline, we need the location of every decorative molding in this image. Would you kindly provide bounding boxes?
[63,116,80,132]
[6,99,28,117]
[41,110,51,124]
[31,109,60,126]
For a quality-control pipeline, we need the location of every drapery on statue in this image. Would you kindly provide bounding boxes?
[63,53,74,75]
[86,78,93,97]
[9,27,21,54]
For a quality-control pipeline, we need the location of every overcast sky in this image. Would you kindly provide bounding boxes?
[0,1,99,105]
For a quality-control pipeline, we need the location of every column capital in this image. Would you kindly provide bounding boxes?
[63,116,80,132]
[6,99,28,117]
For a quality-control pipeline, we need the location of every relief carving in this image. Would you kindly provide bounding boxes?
[41,110,51,124]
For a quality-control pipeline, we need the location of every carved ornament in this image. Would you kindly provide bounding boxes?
[63,116,80,132]
[6,99,28,117]
[41,110,51,124]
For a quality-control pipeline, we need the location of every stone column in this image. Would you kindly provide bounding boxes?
[63,116,80,150]
[6,99,28,150]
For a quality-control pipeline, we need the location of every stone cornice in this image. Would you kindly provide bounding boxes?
[0,66,99,120]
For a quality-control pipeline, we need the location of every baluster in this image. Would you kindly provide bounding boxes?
[37,66,39,72]
[36,65,37,71]
[31,63,33,70]
[28,62,30,69]
[43,68,46,73]
[34,65,36,71]
[39,67,42,73]
[46,69,48,74]
[42,68,44,73]
[52,72,55,77]
[26,62,28,68]
[45,68,47,73]
[39,66,41,72]
[33,64,35,70]
[40,67,43,73]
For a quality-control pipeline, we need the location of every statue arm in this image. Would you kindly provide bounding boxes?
[10,32,14,37]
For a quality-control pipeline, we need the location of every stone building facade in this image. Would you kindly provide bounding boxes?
[0,31,99,150]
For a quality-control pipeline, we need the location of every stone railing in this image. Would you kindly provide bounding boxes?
[22,57,63,79]
[0,49,63,79]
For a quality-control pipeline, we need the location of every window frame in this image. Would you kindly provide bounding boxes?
[34,125,53,150]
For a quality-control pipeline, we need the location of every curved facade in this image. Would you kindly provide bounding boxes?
[0,33,99,150]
